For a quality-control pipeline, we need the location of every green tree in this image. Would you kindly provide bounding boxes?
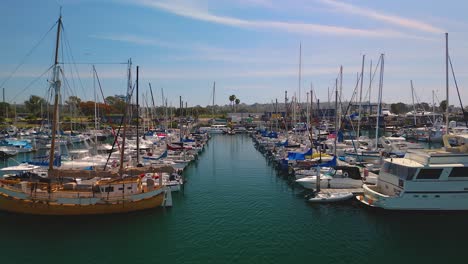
[390,102,408,115]
[418,102,430,111]
[440,100,447,113]
[24,95,47,116]
[105,96,126,114]
[229,95,236,111]
[235,98,240,113]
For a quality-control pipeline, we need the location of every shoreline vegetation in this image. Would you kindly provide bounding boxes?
[0,94,465,130]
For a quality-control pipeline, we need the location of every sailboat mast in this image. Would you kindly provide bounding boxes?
[93,66,98,153]
[149,83,155,128]
[306,92,309,131]
[48,14,62,171]
[375,54,384,147]
[357,55,365,138]
[310,86,313,142]
[368,60,372,115]
[334,82,338,157]
[445,32,449,134]
[136,66,140,166]
[298,43,302,104]
[432,90,436,124]
[411,80,417,126]
[338,66,343,130]
[120,59,131,173]
[212,81,216,120]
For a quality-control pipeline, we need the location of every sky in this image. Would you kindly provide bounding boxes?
[1,0,468,108]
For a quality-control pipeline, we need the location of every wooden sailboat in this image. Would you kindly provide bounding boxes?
[0,14,172,215]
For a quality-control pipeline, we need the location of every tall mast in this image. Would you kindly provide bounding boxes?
[310,86,313,142]
[48,14,63,171]
[136,66,140,166]
[298,42,302,105]
[306,92,309,131]
[432,90,436,124]
[368,60,372,115]
[148,83,155,129]
[411,80,417,126]
[334,82,338,157]
[212,81,216,120]
[93,66,98,154]
[120,59,131,173]
[375,54,384,147]
[284,91,288,131]
[357,55,365,139]
[445,32,449,134]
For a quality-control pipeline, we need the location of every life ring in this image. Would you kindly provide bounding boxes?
[342,171,349,178]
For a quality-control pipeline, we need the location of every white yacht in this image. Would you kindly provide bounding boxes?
[379,136,424,158]
[358,134,468,210]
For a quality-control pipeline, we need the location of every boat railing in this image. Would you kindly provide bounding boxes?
[363,184,392,198]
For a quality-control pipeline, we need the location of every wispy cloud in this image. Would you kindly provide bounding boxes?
[89,34,174,48]
[126,0,418,39]
[318,0,444,34]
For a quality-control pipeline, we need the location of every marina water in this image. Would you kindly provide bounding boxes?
[0,134,466,263]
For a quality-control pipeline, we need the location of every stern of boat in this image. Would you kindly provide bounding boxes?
[356,184,392,208]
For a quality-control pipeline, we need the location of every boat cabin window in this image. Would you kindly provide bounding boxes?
[416,169,443,180]
[382,161,417,180]
[448,167,468,178]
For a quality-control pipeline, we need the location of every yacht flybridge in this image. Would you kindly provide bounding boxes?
[358,134,468,210]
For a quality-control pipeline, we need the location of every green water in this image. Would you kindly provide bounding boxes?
[1,135,467,263]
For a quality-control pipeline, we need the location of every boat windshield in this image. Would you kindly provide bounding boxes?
[381,161,417,180]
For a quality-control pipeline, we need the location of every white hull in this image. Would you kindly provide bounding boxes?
[309,192,354,203]
[296,175,362,190]
[359,184,468,210]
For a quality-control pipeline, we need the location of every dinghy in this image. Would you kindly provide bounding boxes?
[308,192,354,203]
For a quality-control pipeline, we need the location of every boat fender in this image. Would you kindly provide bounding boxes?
[343,171,349,178]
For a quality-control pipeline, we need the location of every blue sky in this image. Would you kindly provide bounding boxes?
[1,0,468,108]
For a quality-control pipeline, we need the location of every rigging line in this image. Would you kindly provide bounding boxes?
[342,73,361,118]
[59,30,75,103]
[60,32,76,99]
[61,24,86,99]
[362,56,381,104]
[60,68,79,110]
[411,85,434,123]
[434,92,441,104]
[0,20,58,89]
[60,62,128,65]
[448,55,468,127]
[11,65,54,102]
[93,66,121,152]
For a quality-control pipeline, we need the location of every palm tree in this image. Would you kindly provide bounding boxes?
[229,95,236,111]
[235,98,240,113]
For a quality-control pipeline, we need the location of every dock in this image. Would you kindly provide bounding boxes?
[319,188,363,195]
